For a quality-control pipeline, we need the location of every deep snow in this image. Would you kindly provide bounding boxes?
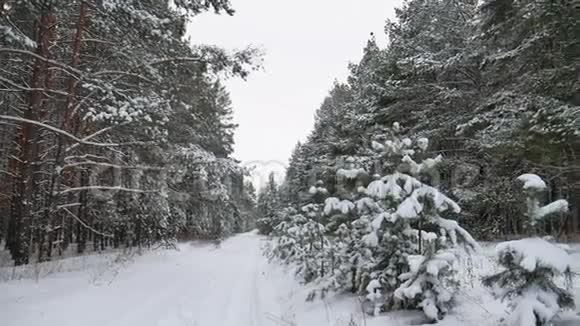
[1,232,579,326]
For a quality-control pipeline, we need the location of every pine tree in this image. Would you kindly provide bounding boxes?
[271,122,479,322]
[355,123,479,321]
[256,172,282,235]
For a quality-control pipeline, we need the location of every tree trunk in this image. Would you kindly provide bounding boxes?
[7,6,57,265]
[77,170,89,254]
[64,1,87,130]
[43,0,88,260]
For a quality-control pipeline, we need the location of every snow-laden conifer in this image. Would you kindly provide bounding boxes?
[483,174,574,325]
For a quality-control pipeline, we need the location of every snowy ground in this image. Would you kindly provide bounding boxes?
[1,232,579,326]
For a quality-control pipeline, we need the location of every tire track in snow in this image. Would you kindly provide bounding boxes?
[251,242,264,326]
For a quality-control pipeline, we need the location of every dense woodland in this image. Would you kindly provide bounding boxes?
[0,0,259,266]
[259,0,579,241]
[255,0,578,322]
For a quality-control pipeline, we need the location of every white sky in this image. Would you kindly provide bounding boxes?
[188,0,402,166]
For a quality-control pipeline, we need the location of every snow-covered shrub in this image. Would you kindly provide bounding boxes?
[483,238,575,325]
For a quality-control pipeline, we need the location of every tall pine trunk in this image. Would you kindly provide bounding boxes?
[7,6,57,265]
[43,0,88,261]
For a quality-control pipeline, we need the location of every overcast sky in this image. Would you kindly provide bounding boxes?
[188,0,402,166]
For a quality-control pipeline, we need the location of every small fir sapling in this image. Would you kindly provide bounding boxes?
[483,173,574,326]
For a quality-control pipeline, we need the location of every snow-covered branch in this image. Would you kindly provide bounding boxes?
[0,115,150,149]
[93,70,156,84]
[58,186,159,196]
[517,173,569,226]
[0,48,83,77]
[63,208,113,238]
[0,76,70,97]
[64,161,164,171]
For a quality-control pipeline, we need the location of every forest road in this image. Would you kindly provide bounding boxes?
[0,231,275,326]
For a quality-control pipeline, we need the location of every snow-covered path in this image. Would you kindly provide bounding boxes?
[0,232,275,326]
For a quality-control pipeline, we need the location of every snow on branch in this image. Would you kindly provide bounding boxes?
[337,167,367,179]
[537,199,568,219]
[323,197,354,215]
[65,125,119,152]
[0,48,83,76]
[517,173,569,225]
[0,115,150,149]
[366,173,422,200]
[93,70,157,84]
[64,154,110,162]
[402,154,443,176]
[0,26,37,48]
[393,185,461,221]
[434,215,480,251]
[58,186,158,196]
[517,173,547,191]
[0,76,70,97]
[64,161,164,171]
[355,197,380,214]
[495,238,571,273]
[63,208,113,238]
[126,57,204,75]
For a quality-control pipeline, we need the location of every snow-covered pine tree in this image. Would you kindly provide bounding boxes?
[269,181,330,290]
[483,173,574,326]
[314,156,377,298]
[355,122,479,321]
[289,122,479,321]
[268,207,300,261]
[256,173,282,235]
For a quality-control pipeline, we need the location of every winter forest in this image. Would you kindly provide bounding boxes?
[0,0,579,326]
